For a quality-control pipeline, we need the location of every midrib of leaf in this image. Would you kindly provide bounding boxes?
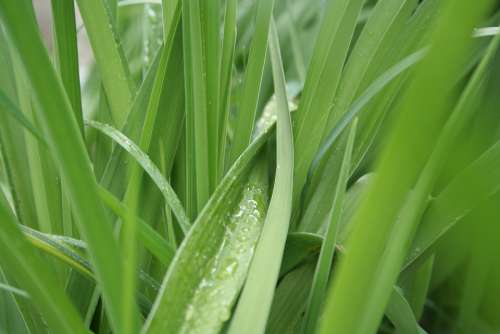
[228,20,294,334]
[76,0,134,127]
[227,0,275,165]
[0,1,131,332]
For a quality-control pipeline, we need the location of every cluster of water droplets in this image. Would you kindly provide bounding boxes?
[181,183,266,333]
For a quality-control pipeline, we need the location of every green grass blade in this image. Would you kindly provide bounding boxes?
[406,136,500,270]
[386,287,427,334]
[227,20,294,334]
[201,0,221,192]
[88,120,190,233]
[292,0,364,207]
[227,0,275,165]
[0,197,87,334]
[76,0,134,127]
[142,156,269,333]
[266,263,316,334]
[0,1,131,332]
[0,283,29,299]
[322,0,414,138]
[301,119,357,334]
[183,0,211,213]
[319,1,494,333]
[97,186,175,266]
[218,0,237,179]
[0,90,45,145]
[51,0,84,135]
[311,48,427,175]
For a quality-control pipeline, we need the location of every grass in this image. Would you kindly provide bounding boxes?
[1,0,500,333]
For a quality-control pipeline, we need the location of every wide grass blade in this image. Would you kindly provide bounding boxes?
[142,143,271,334]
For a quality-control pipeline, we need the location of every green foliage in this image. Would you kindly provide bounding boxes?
[1,0,500,333]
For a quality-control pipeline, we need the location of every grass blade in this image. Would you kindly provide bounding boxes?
[0,195,86,334]
[51,0,84,135]
[291,0,364,207]
[88,120,190,233]
[227,0,275,165]
[76,0,133,127]
[301,119,357,334]
[228,20,294,334]
[319,1,494,333]
[142,152,269,334]
[0,1,132,332]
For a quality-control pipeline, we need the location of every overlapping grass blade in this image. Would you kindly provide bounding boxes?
[51,0,84,134]
[88,120,190,233]
[291,0,364,207]
[218,0,237,179]
[0,1,132,332]
[228,20,294,334]
[301,119,356,334]
[227,0,275,165]
[75,0,133,127]
[142,148,270,334]
[0,195,86,334]
[319,1,494,333]
[386,287,427,334]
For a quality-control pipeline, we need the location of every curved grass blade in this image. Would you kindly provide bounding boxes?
[386,287,428,334]
[20,225,161,294]
[97,186,175,266]
[310,48,427,173]
[227,20,294,334]
[0,198,86,334]
[75,0,133,127]
[182,0,211,212]
[88,120,190,233]
[227,0,275,165]
[0,2,130,332]
[142,159,269,334]
[301,119,357,334]
[266,263,316,334]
